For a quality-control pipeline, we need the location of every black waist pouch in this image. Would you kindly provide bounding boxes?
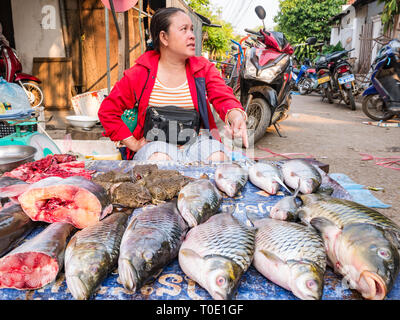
[143,106,201,145]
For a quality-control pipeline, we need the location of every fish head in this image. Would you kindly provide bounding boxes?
[341,223,400,300]
[300,177,321,194]
[269,197,298,221]
[203,255,243,300]
[288,260,325,300]
[118,247,156,292]
[177,192,200,227]
[65,241,105,300]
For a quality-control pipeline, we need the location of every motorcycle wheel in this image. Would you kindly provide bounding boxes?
[362,95,394,121]
[298,79,309,95]
[324,83,334,104]
[233,97,271,148]
[346,88,356,110]
[21,81,44,108]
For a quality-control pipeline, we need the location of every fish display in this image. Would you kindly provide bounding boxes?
[298,194,400,300]
[0,203,37,257]
[248,161,288,195]
[215,163,248,197]
[179,213,255,300]
[118,201,188,292]
[65,211,129,300]
[253,218,326,300]
[0,222,75,290]
[177,176,222,227]
[280,159,322,194]
[18,176,113,229]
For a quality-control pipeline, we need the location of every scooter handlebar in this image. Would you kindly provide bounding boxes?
[244,28,262,36]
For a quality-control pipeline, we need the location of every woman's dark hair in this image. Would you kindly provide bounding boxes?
[150,7,186,51]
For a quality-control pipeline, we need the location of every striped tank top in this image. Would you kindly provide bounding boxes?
[148,77,195,109]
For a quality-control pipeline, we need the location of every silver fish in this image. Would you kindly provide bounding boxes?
[215,163,248,198]
[253,218,326,300]
[280,159,322,194]
[298,194,400,300]
[177,176,222,227]
[179,213,255,300]
[65,211,129,300]
[269,183,301,221]
[118,201,188,292]
[248,161,289,195]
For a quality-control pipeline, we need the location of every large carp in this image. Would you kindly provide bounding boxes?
[298,194,400,300]
[179,213,255,300]
[118,201,188,292]
[65,211,129,300]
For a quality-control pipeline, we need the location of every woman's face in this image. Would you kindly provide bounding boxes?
[160,11,196,58]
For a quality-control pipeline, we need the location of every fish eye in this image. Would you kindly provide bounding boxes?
[216,276,226,286]
[143,250,153,261]
[306,280,317,289]
[378,248,391,260]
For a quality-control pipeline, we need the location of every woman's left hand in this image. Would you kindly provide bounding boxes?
[224,109,249,148]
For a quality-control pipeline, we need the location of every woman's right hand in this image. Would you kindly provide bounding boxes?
[122,136,148,152]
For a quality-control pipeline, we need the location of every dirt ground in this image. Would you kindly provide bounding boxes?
[250,93,400,224]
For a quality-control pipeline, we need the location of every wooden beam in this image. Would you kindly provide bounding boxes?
[118,12,125,80]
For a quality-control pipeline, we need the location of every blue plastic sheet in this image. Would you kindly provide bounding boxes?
[329,173,391,208]
[0,161,398,300]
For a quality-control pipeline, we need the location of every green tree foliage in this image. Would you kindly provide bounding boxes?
[274,0,345,63]
[186,0,238,59]
[274,0,346,44]
[378,0,400,33]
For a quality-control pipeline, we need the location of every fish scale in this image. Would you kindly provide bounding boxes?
[183,213,255,271]
[134,210,187,248]
[254,219,326,271]
[299,195,400,234]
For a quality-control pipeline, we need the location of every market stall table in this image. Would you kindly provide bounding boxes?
[0,160,399,300]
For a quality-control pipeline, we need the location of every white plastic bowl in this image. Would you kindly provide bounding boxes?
[66,115,99,129]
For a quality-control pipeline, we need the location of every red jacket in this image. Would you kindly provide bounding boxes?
[98,50,243,153]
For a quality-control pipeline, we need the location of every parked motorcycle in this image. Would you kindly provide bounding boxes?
[0,39,44,108]
[236,5,294,147]
[362,39,400,121]
[294,58,319,95]
[315,52,334,104]
[327,48,357,110]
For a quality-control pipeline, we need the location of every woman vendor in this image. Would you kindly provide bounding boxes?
[98,7,248,162]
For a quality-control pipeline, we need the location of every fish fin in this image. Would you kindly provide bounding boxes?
[292,180,301,197]
[100,204,114,220]
[275,176,292,194]
[310,217,339,235]
[180,248,202,261]
[259,250,285,265]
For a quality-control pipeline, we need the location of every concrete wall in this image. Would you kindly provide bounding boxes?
[11,0,66,74]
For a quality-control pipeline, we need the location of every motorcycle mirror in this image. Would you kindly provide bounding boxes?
[255,6,266,20]
[306,37,318,45]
